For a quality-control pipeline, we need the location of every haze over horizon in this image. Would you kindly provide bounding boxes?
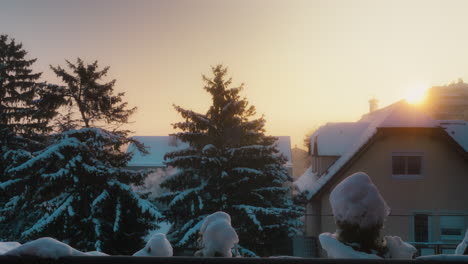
[3,0,468,147]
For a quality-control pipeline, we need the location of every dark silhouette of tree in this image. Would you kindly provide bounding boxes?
[158,65,303,256]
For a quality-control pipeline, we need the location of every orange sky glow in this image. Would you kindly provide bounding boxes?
[3,0,468,147]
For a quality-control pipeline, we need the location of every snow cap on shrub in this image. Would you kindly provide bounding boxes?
[133,233,173,257]
[330,172,390,229]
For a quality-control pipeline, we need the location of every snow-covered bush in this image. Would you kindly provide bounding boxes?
[133,233,173,257]
[195,212,239,257]
[0,242,21,255]
[455,229,468,255]
[4,237,86,259]
[321,172,416,259]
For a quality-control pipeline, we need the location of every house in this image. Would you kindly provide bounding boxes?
[126,135,293,176]
[424,79,468,121]
[294,100,468,257]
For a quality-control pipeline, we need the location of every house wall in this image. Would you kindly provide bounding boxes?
[311,155,339,175]
[308,131,468,244]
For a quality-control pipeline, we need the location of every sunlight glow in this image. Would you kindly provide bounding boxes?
[405,84,428,105]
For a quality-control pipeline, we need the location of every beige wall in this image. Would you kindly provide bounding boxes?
[307,131,468,243]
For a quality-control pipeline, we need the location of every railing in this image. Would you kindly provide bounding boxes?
[0,256,468,264]
[409,242,459,256]
[0,256,467,264]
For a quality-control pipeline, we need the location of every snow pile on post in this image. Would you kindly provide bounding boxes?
[320,172,416,259]
[133,233,173,257]
[196,212,239,257]
[455,229,468,255]
[4,237,86,259]
[330,172,390,229]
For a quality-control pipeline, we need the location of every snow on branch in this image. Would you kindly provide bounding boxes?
[109,180,162,219]
[233,205,263,231]
[168,182,207,208]
[232,167,262,176]
[8,137,81,174]
[21,195,74,238]
[91,190,110,207]
[0,178,23,190]
[176,217,205,247]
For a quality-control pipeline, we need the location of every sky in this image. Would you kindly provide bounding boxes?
[2,0,468,148]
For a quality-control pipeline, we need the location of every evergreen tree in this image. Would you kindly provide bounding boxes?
[0,58,159,254]
[50,58,136,129]
[2,128,160,254]
[0,35,65,235]
[158,65,303,256]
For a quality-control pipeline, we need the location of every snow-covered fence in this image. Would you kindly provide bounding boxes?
[1,256,468,264]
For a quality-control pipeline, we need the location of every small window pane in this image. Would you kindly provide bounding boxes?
[414,214,429,242]
[407,156,422,174]
[441,228,462,236]
[392,156,405,174]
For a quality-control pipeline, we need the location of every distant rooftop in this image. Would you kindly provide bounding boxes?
[127,136,293,167]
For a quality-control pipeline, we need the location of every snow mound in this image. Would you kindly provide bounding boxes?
[330,172,390,228]
[319,233,381,259]
[0,242,21,255]
[320,233,416,259]
[85,251,109,256]
[383,236,416,259]
[455,229,468,255]
[133,233,173,257]
[199,211,239,257]
[4,237,86,259]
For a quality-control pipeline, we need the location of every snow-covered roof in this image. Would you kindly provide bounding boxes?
[127,136,189,167]
[439,120,468,152]
[295,100,444,199]
[311,123,369,156]
[127,136,293,168]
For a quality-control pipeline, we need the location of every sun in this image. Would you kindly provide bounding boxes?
[405,84,428,105]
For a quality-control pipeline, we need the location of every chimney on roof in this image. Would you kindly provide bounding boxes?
[369,98,379,113]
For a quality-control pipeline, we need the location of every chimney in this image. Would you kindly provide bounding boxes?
[369,98,379,113]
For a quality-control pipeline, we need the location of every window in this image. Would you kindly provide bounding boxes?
[414,214,429,242]
[392,152,423,178]
[440,216,465,240]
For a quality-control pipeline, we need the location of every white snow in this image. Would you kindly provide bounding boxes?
[199,212,239,257]
[455,229,468,255]
[85,251,109,256]
[383,236,417,259]
[0,242,21,254]
[319,233,381,259]
[330,172,390,228]
[133,233,173,257]
[311,122,369,156]
[319,233,416,259]
[440,121,468,152]
[4,237,86,259]
[294,167,318,193]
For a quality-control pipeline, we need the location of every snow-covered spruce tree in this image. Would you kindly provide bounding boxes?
[0,59,159,254]
[3,128,160,254]
[157,65,303,256]
[0,35,65,236]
